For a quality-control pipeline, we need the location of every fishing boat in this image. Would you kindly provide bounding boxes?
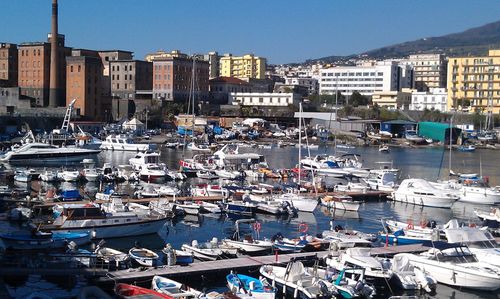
[321,194,360,211]
[100,134,156,152]
[387,254,437,292]
[94,240,129,265]
[181,240,224,261]
[152,276,202,298]
[325,247,393,280]
[399,243,500,291]
[0,231,90,250]
[392,178,459,208]
[223,219,273,254]
[129,246,159,267]
[114,283,171,299]
[38,203,168,239]
[227,273,276,299]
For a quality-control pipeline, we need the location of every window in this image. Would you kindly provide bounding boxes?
[129,74,133,80]
[124,65,127,71]
[78,65,81,72]
[125,83,128,89]
[70,65,73,72]
[130,66,133,71]
[259,97,263,103]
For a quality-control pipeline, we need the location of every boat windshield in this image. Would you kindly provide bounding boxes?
[432,246,478,263]
[467,240,497,249]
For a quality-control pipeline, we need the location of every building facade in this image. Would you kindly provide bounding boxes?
[319,62,400,96]
[110,60,153,100]
[447,50,500,114]
[284,77,318,95]
[230,92,300,107]
[152,57,209,102]
[220,54,266,79]
[209,76,252,104]
[0,43,18,87]
[410,88,447,112]
[203,51,220,79]
[372,89,412,110]
[17,37,71,107]
[66,52,104,119]
[407,53,447,91]
[145,50,188,62]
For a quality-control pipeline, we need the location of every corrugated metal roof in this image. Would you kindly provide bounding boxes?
[382,119,416,125]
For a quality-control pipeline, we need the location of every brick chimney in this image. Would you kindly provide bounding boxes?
[48,0,59,107]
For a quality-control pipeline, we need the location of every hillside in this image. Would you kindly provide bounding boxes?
[305,20,500,63]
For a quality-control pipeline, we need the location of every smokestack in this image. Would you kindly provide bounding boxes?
[48,0,59,107]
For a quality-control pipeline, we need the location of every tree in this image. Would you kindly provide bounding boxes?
[349,91,369,107]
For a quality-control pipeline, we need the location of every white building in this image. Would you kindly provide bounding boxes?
[230,92,301,107]
[319,61,399,96]
[284,77,319,95]
[410,88,448,111]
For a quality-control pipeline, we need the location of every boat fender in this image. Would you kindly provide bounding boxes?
[253,222,262,232]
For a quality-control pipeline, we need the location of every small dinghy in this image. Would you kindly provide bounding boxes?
[129,245,159,267]
[181,240,224,261]
[0,230,90,250]
[94,240,129,265]
[162,243,194,265]
[227,272,276,299]
[199,201,222,213]
[115,283,171,299]
[176,202,201,215]
[152,275,203,298]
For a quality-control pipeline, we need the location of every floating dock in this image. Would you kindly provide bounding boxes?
[96,244,430,284]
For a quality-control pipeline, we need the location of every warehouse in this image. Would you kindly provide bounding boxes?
[418,121,461,144]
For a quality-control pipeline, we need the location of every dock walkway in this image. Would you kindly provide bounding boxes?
[98,244,430,283]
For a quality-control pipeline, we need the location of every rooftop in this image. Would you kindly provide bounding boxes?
[210,76,249,85]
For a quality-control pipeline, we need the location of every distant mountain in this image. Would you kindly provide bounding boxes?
[305,20,500,64]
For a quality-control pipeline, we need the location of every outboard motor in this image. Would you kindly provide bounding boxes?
[430,220,437,229]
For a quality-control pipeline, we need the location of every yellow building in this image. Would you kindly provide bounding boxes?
[372,89,413,110]
[220,54,266,79]
[447,50,500,114]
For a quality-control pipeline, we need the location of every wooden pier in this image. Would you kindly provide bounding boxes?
[97,244,430,284]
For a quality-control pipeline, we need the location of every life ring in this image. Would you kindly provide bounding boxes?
[253,222,262,232]
[196,200,202,205]
[407,221,414,230]
[420,220,427,228]
[299,223,308,233]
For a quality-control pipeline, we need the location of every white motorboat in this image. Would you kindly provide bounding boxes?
[152,275,202,298]
[186,142,212,153]
[444,225,500,267]
[392,178,458,208]
[129,246,159,267]
[81,159,100,182]
[362,171,397,192]
[100,134,156,152]
[321,194,361,211]
[198,201,222,213]
[14,170,31,182]
[387,254,437,292]
[400,243,500,291]
[325,247,393,279]
[176,201,201,215]
[378,144,390,152]
[192,184,229,198]
[274,192,317,213]
[322,230,375,249]
[154,185,181,197]
[475,208,500,228]
[40,203,168,239]
[196,170,219,180]
[39,169,58,182]
[0,142,100,165]
[458,178,500,204]
[223,219,273,254]
[227,272,277,299]
[181,240,224,261]
[57,170,80,182]
[405,130,425,143]
[259,261,336,299]
[116,165,139,181]
[149,199,177,218]
[214,169,242,180]
[138,164,166,182]
[335,182,370,193]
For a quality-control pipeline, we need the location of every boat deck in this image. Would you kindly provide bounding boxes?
[321,191,390,201]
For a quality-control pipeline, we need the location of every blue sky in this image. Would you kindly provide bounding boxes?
[1,0,499,64]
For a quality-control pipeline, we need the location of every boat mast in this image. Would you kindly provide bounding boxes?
[449,115,453,175]
[182,56,197,157]
[298,102,302,189]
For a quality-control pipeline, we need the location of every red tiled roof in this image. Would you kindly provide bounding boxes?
[209,76,249,85]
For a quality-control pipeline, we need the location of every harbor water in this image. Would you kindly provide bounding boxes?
[1,144,499,298]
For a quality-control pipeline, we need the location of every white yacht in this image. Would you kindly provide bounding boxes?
[325,247,393,279]
[456,178,500,204]
[39,203,168,239]
[274,191,318,213]
[400,244,500,291]
[129,152,167,181]
[392,178,459,208]
[100,134,156,152]
[0,143,100,164]
[223,219,273,254]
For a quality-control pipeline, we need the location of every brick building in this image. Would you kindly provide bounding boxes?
[17,35,71,107]
[152,57,209,102]
[0,43,18,87]
[66,49,105,119]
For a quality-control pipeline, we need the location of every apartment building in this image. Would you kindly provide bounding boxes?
[230,92,300,107]
[447,50,500,113]
[410,88,448,112]
[220,54,266,79]
[407,53,447,91]
[0,43,18,87]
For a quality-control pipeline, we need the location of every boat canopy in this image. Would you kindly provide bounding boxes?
[444,227,494,243]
